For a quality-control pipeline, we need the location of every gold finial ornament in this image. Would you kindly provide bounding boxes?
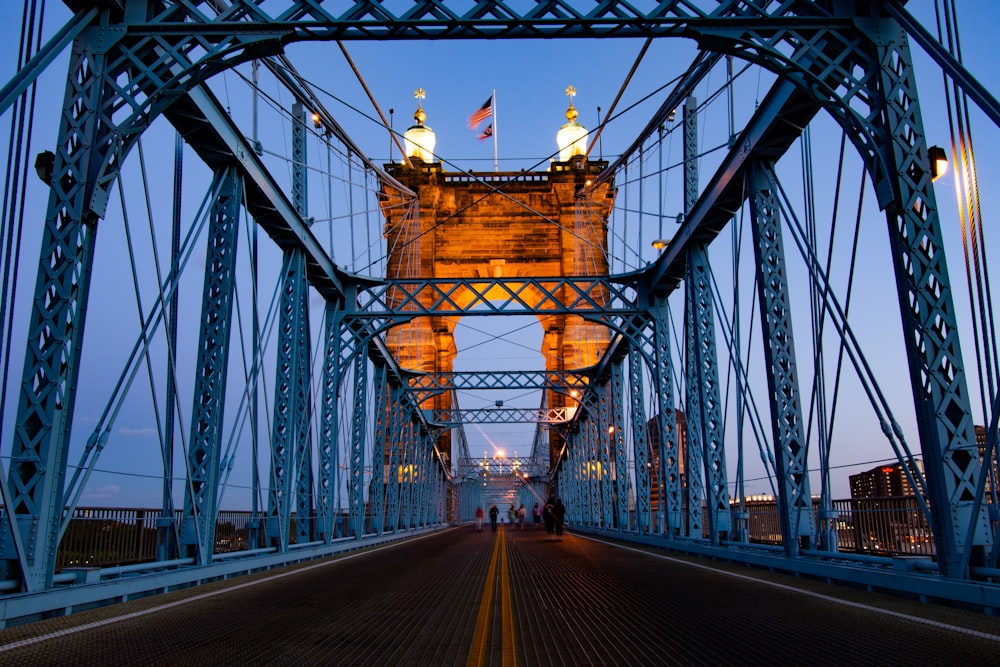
[413,87,427,125]
[404,87,436,163]
[564,85,578,122]
[556,85,587,161]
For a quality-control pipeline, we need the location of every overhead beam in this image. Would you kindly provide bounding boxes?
[164,84,347,301]
[640,78,820,296]
[583,77,820,396]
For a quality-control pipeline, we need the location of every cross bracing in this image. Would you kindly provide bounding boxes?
[427,407,577,426]
[0,0,998,621]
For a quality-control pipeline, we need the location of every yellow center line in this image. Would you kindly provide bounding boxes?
[467,524,502,667]
[500,524,517,667]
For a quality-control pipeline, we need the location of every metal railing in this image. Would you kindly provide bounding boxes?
[50,508,358,569]
[37,496,942,570]
[737,496,935,557]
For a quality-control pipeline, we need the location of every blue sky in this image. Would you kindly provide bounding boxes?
[1,2,998,509]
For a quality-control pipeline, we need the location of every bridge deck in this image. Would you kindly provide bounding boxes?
[1,526,999,665]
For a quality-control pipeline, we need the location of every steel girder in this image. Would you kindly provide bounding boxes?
[318,303,343,542]
[347,352,368,538]
[867,21,990,577]
[681,97,705,541]
[585,414,601,527]
[385,383,403,532]
[265,103,315,550]
[74,2,834,47]
[266,249,308,550]
[291,111,315,546]
[628,345,652,534]
[426,407,576,426]
[402,419,419,529]
[683,95,731,544]
[652,296,682,537]
[596,381,614,528]
[180,167,243,564]
[684,245,733,543]
[408,369,590,398]
[354,277,643,318]
[748,161,815,557]
[610,363,629,531]
[683,264,706,539]
[370,365,388,535]
[0,29,114,590]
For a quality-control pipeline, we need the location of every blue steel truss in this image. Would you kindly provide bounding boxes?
[748,161,815,556]
[2,0,999,619]
[628,345,652,535]
[180,167,243,564]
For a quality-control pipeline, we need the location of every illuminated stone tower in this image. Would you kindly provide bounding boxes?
[380,87,616,466]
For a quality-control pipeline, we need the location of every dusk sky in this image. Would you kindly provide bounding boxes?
[1,1,998,508]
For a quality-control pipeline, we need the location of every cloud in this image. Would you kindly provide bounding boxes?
[82,485,122,501]
[118,427,158,437]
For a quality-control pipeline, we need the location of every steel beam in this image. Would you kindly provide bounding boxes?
[748,161,815,556]
[628,345,652,534]
[166,85,346,301]
[870,21,990,577]
[317,303,343,543]
[427,407,576,426]
[610,363,629,530]
[348,352,368,538]
[369,364,388,536]
[652,296,682,537]
[0,27,116,591]
[180,167,243,564]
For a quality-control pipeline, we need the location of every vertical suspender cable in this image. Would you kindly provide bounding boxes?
[935,0,999,429]
[727,53,748,519]
[0,0,43,440]
[250,58,262,543]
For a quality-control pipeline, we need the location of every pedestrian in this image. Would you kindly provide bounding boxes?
[489,504,499,532]
[508,505,516,525]
[475,506,484,532]
[518,504,527,530]
[543,496,555,540]
[554,497,566,540]
[532,502,541,530]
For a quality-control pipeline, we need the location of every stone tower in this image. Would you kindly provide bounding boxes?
[379,89,616,467]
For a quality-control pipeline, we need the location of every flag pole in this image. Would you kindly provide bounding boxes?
[492,89,498,172]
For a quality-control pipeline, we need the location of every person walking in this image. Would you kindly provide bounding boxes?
[508,505,516,525]
[543,496,555,540]
[554,497,567,540]
[489,504,499,532]
[531,502,541,530]
[475,506,484,532]
[518,504,527,530]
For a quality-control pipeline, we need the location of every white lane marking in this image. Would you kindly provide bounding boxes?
[582,535,1000,642]
[0,529,453,653]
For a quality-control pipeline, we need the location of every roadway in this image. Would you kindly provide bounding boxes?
[1,524,998,665]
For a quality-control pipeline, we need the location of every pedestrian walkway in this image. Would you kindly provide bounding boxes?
[1,524,999,665]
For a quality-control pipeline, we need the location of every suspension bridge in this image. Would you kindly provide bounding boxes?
[1,0,1000,658]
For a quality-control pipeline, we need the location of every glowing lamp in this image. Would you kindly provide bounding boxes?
[929,145,947,181]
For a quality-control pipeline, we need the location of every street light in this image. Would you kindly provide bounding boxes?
[929,145,947,181]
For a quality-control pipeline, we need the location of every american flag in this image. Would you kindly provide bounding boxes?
[468,97,492,129]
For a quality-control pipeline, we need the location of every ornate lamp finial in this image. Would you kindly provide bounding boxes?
[564,85,578,123]
[413,87,427,125]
